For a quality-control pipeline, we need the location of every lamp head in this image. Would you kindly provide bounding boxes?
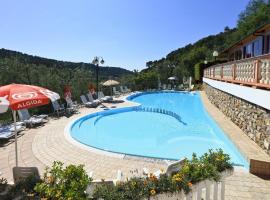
[213,51,219,57]
[92,57,99,65]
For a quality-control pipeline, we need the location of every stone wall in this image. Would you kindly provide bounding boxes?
[204,83,270,156]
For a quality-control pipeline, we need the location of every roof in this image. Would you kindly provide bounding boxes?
[220,20,270,55]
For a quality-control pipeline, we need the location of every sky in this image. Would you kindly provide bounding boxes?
[0,0,250,70]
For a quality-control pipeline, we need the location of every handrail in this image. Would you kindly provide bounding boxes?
[94,106,187,126]
[203,54,270,89]
[138,106,186,125]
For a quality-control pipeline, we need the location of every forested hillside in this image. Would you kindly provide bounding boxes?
[139,0,270,87]
[0,48,133,99]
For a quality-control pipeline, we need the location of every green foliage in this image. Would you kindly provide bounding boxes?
[0,49,134,122]
[194,62,203,81]
[0,174,40,200]
[143,0,270,83]
[134,71,158,90]
[34,161,91,200]
[237,0,270,38]
[0,177,8,192]
[0,49,133,100]
[92,149,233,200]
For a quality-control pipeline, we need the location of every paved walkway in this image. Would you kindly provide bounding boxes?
[0,92,270,199]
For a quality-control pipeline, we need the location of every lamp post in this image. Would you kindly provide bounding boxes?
[203,60,208,80]
[213,51,219,62]
[92,56,105,98]
[168,64,176,89]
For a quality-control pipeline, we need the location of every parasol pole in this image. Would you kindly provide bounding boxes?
[12,110,18,167]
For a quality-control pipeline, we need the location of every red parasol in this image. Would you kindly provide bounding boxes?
[0,84,60,166]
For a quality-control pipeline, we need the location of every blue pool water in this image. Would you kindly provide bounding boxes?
[70,91,248,168]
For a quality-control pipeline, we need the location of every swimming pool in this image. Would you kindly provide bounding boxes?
[70,91,248,168]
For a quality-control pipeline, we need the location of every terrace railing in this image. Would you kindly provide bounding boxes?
[203,53,270,89]
[148,170,231,200]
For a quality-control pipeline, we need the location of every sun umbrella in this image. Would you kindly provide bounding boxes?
[0,84,60,166]
[168,76,178,80]
[102,80,120,96]
[102,80,120,86]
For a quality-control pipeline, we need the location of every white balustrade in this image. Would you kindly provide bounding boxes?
[222,64,233,80]
[235,61,255,82]
[210,67,214,78]
[214,66,221,78]
[260,59,270,84]
[149,171,228,200]
[203,56,270,88]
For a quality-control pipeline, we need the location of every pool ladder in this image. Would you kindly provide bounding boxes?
[136,106,185,125]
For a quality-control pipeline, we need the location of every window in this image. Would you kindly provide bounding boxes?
[229,53,234,61]
[267,35,270,53]
[235,50,242,60]
[245,43,252,58]
[253,38,262,56]
[243,37,263,58]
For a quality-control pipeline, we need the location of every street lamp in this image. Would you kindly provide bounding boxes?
[213,51,219,61]
[92,56,105,98]
[168,64,176,89]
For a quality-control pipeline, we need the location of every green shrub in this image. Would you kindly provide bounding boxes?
[34,161,91,200]
[92,149,232,199]
[0,174,40,200]
[0,177,8,192]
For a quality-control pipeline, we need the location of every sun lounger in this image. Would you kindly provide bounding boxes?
[123,86,131,93]
[87,93,101,104]
[113,87,121,96]
[80,95,98,108]
[65,97,79,114]
[0,123,26,139]
[143,158,186,178]
[52,101,65,117]
[86,170,123,198]
[119,86,126,93]
[98,92,113,102]
[19,109,48,120]
[18,109,47,127]
[0,128,14,139]
[13,167,40,184]
[162,84,167,90]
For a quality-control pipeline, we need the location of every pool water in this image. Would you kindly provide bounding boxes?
[70,92,249,168]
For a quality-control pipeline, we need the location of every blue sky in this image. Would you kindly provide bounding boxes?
[0,0,249,70]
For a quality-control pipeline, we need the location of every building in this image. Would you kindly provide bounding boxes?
[222,22,270,61]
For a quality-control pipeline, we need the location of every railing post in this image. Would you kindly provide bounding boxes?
[254,59,260,83]
[213,67,215,78]
[232,63,236,80]
[221,65,223,79]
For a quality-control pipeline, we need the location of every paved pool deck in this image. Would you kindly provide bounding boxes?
[0,91,270,199]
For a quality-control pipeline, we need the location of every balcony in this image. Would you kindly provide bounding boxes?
[203,53,270,90]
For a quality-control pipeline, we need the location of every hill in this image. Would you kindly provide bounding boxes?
[142,0,270,84]
[0,48,133,99]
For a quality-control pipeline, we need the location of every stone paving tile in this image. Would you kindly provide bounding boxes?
[1,93,270,199]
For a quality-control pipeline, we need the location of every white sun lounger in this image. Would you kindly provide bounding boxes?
[123,86,131,93]
[113,87,121,96]
[0,123,26,139]
[52,101,65,117]
[87,93,101,104]
[86,170,123,198]
[80,95,98,108]
[65,97,79,114]
[98,91,113,102]
[143,157,186,178]
[18,109,47,127]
